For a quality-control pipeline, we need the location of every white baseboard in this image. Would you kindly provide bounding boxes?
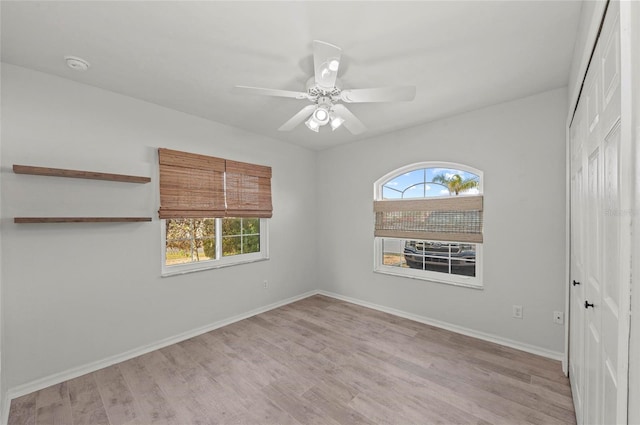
[317,290,564,361]
[5,290,319,409]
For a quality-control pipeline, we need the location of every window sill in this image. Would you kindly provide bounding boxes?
[374,267,483,290]
[162,256,269,277]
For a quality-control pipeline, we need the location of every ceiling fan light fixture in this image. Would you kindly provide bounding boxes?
[330,114,345,131]
[305,117,320,132]
[313,107,330,124]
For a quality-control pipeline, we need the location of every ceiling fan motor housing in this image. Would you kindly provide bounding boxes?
[306,77,342,102]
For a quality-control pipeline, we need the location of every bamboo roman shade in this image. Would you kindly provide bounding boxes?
[158,148,226,219]
[225,160,273,218]
[158,148,272,219]
[374,195,483,243]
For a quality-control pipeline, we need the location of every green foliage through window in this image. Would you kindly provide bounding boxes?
[165,217,261,266]
[222,218,260,256]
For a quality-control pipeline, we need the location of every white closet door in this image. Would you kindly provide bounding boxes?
[569,2,629,424]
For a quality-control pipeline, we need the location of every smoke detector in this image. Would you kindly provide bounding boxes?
[65,56,90,71]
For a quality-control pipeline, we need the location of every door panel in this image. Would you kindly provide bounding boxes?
[601,11,621,134]
[569,103,585,423]
[585,145,603,425]
[603,122,621,328]
[585,321,601,424]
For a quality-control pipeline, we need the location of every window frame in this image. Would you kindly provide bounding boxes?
[161,217,269,277]
[373,161,483,288]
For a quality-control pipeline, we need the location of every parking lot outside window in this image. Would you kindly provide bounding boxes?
[373,162,483,288]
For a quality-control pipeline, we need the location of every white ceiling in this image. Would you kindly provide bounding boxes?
[1,1,581,150]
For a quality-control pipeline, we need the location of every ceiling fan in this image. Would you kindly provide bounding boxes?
[232,40,416,135]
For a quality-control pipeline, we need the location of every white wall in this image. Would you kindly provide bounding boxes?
[317,88,568,355]
[0,64,318,391]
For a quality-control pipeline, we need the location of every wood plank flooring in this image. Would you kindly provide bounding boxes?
[8,295,576,425]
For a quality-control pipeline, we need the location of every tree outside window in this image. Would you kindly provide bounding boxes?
[165,218,261,266]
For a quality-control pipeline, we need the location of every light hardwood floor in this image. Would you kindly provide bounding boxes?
[8,295,576,425]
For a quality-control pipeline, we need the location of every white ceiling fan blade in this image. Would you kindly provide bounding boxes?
[278,105,317,131]
[332,104,366,135]
[340,86,416,103]
[232,85,309,100]
[313,40,342,89]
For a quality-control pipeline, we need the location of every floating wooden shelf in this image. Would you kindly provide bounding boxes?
[13,164,151,184]
[15,217,152,224]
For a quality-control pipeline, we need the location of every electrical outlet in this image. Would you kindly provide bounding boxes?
[554,311,564,324]
[513,305,523,319]
[263,280,268,289]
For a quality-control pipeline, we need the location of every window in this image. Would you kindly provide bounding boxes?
[162,217,267,274]
[373,162,483,288]
[158,149,271,276]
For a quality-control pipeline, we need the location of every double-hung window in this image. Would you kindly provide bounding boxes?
[158,148,270,276]
[373,162,483,288]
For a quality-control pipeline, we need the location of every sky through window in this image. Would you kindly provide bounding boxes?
[382,167,480,199]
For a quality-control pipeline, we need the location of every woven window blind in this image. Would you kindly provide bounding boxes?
[225,160,273,218]
[159,148,226,219]
[374,195,483,243]
[158,149,273,219]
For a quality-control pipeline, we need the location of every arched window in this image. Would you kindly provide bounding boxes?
[373,162,483,288]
